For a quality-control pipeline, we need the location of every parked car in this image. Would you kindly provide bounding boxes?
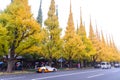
[36,66,57,73]
[101,62,111,69]
[114,63,120,68]
[94,63,101,68]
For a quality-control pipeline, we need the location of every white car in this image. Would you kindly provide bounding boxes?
[36,66,57,73]
[101,62,111,69]
[114,63,120,68]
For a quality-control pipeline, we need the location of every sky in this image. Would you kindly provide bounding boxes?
[0,0,120,48]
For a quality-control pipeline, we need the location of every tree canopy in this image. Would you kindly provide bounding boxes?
[0,0,41,72]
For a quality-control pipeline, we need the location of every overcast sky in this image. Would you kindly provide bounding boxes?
[0,0,120,48]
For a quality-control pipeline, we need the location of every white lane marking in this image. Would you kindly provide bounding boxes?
[0,76,25,80]
[87,74,104,78]
[32,70,102,80]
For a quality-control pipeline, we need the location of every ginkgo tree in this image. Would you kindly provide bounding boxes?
[44,0,62,66]
[63,2,84,68]
[0,0,41,72]
[88,19,102,63]
[77,9,95,63]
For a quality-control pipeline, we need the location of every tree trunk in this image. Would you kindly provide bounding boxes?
[49,58,52,67]
[77,59,81,68]
[68,57,72,68]
[7,60,15,73]
[7,42,16,73]
[92,56,97,66]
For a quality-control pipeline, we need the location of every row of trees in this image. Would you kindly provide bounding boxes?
[0,0,120,73]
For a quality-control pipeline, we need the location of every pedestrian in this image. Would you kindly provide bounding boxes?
[78,63,80,68]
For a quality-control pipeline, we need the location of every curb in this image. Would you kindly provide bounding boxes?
[0,70,34,75]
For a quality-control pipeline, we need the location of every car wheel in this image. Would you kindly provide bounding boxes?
[42,69,45,73]
[53,69,56,72]
[36,71,39,73]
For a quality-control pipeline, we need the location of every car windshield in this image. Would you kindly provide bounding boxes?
[45,66,51,68]
[101,63,105,65]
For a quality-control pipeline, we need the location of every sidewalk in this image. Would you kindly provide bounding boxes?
[0,67,94,75]
[0,70,34,75]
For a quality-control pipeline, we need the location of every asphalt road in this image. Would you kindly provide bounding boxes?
[0,68,120,80]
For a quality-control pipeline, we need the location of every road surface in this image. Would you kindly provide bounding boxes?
[0,68,120,80]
